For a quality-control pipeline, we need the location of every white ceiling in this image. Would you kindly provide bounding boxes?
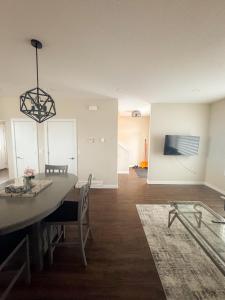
[1,0,225,107]
[119,98,150,116]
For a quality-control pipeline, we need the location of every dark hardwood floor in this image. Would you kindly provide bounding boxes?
[9,169,224,300]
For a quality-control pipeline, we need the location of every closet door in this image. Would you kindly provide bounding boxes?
[12,120,39,177]
[46,120,77,175]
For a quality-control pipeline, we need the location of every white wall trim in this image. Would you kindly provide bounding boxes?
[117,171,129,174]
[77,180,118,189]
[147,179,204,185]
[101,184,118,189]
[204,182,225,195]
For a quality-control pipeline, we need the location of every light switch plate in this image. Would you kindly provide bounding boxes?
[88,137,95,143]
[88,105,98,111]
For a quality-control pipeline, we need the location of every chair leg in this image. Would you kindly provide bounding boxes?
[63,225,66,241]
[78,222,87,267]
[25,236,31,285]
[47,225,53,265]
[86,209,93,240]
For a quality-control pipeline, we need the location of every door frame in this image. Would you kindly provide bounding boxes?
[11,119,40,177]
[44,119,78,175]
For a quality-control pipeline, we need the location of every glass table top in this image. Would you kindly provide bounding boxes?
[169,201,225,275]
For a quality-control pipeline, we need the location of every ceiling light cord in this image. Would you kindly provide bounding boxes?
[35,45,39,89]
[35,44,40,104]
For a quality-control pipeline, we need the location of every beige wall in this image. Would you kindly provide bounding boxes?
[205,99,225,193]
[0,97,118,187]
[118,116,149,167]
[148,104,210,183]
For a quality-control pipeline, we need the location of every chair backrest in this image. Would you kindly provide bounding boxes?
[78,183,89,220]
[45,164,68,175]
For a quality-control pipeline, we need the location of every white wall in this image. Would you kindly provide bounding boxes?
[205,99,225,193]
[118,116,149,167]
[148,104,210,184]
[0,97,118,188]
[117,144,129,174]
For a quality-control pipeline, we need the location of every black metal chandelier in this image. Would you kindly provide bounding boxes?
[20,39,56,123]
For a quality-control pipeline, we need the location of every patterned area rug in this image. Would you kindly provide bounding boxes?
[137,204,225,300]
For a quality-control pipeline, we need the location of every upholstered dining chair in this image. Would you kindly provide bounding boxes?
[0,232,30,300]
[45,174,92,267]
[44,164,69,254]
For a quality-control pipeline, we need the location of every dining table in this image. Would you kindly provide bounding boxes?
[0,173,78,271]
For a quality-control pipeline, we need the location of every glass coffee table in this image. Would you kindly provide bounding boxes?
[168,201,225,275]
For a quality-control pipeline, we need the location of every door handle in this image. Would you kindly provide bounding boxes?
[16,156,23,159]
[69,157,75,160]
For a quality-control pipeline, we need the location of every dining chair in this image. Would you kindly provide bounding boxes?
[45,163,77,192]
[45,164,68,174]
[45,174,92,267]
[0,233,30,300]
[44,164,70,252]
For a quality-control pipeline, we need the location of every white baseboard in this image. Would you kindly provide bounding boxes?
[147,179,204,185]
[77,180,118,189]
[117,171,129,174]
[204,182,225,195]
[77,180,102,188]
[100,184,118,189]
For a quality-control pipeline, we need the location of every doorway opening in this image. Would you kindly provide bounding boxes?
[117,105,150,181]
[0,121,9,183]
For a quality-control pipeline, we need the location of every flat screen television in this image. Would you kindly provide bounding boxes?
[164,135,200,156]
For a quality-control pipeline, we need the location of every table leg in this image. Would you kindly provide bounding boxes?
[194,211,202,228]
[168,209,177,228]
[30,222,44,271]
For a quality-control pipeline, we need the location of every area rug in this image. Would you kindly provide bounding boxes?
[134,167,148,178]
[136,204,225,300]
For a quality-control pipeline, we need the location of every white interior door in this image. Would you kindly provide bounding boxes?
[13,120,39,177]
[0,123,7,169]
[46,120,77,174]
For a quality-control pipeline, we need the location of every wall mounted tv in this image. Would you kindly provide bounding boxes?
[164,135,200,156]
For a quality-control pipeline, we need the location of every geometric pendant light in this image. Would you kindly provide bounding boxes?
[20,39,56,123]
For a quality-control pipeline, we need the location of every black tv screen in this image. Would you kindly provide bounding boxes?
[164,135,200,156]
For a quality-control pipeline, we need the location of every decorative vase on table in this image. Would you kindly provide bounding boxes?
[23,168,35,192]
[23,177,32,191]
